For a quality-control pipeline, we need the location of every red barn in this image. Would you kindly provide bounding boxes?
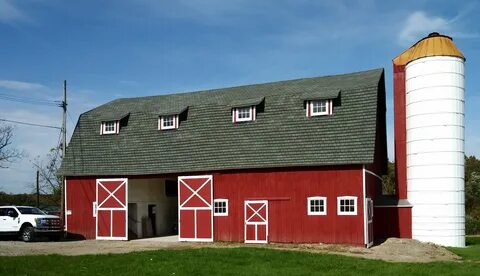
[60,68,387,247]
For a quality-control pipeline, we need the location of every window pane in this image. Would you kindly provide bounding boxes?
[104,121,115,132]
[312,100,327,114]
[163,116,174,127]
[237,107,251,119]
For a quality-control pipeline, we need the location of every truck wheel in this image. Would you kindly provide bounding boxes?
[21,226,35,242]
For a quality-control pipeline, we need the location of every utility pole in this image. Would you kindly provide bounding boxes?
[60,80,67,232]
[36,170,39,208]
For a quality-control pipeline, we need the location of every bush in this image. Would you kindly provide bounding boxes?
[466,215,480,235]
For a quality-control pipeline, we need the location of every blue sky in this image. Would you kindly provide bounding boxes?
[0,0,479,193]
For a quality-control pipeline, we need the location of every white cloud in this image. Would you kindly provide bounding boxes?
[398,11,450,46]
[0,0,29,24]
[398,9,479,46]
[0,80,45,91]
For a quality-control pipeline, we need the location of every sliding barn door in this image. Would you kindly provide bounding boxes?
[178,175,213,242]
[96,178,128,240]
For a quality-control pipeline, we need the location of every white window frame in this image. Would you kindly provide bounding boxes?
[101,121,118,135]
[233,106,256,123]
[159,115,178,130]
[310,100,329,116]
[307,196,327,216]
[213,199,229,216]
[306,99,333,117]
[337,196,358,216]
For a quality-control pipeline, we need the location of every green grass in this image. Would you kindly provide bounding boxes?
[448,236,480,261]
[0,247,479,276]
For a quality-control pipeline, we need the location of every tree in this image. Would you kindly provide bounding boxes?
[0,123,22,168]
[465,155,480,234]
[31,148,62,205]
[381,160,396,195]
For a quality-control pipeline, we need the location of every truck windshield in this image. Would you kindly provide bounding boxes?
[17,207,46,215]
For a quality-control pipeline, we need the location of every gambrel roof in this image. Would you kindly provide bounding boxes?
[60,68,385,176]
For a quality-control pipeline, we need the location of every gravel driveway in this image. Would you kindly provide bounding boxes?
[0,237,461,263]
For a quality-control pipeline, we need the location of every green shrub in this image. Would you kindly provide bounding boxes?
[466,215,480,235]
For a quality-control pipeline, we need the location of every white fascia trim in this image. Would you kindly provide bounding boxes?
[337,196,358,216]
[213,199,229,216]
[307,196,327,216]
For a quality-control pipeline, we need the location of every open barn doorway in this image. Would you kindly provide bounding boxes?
[127,178,178,239]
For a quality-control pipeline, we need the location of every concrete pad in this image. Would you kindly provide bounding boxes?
[133,235,179,242]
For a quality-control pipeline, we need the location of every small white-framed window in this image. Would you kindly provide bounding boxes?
[233,106,256,123]
[159,115,178,130]
[337,196,357,216]
[307,196,327,215]
[101,121,118,135]
[214,199,228,216]
[306,100,333,117]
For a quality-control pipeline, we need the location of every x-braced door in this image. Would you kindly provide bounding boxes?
[178,175,213,242]
[96,178,128,240]
[244,200,268,244]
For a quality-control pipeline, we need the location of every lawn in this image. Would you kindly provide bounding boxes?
[448,236,480,262]
[1,247,479,276]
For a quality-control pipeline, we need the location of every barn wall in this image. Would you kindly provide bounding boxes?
[213,165,365,245]
[66,165,366,245]
[374,206,412,239]
[65,177,96,239]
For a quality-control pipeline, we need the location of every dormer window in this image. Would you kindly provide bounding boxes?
[306,100,333,117]
[229,97,264,124]
[159,115,178,130]
[101,121,119,135]
[99,113,129,135]
[303,89,339,118]
[232,106,256,123]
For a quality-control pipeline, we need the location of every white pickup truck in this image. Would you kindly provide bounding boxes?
[0,206,63,242]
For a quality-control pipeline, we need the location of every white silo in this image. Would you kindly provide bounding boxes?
[400,33,466,247]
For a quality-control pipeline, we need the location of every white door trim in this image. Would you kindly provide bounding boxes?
[178,175,214,242]
[244,200,268,244]
[95,178,128,241]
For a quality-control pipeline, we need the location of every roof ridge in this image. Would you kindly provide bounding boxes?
[114,68,384,102]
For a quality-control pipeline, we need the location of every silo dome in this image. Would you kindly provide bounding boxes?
[394,33,466,247]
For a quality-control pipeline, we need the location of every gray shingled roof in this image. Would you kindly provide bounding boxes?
[60,68,385,176]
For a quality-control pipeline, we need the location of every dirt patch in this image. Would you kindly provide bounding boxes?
[0,237,461,263]
[263,238,461,263]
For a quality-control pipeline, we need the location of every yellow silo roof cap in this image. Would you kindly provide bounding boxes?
[393,32,465,66]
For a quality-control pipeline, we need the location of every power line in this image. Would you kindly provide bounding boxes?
[0,118,61,129]
[0,93,61,107]
[66,110,76,127]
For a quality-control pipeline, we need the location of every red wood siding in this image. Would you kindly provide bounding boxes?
[66,165,366,245]
[213,166,365,245]
[65,177,96,239]
[394,64,408,199]
[373,206,412,239]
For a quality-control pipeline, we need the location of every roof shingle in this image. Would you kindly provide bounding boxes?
[60,68,385,176]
